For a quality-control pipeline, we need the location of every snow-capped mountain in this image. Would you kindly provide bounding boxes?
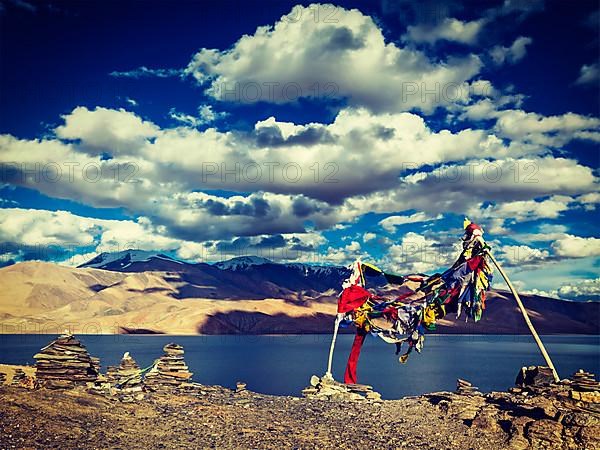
[284,263,347,277]
[79,249,182,271]
[215,257,350,277]
[214,256,273,271]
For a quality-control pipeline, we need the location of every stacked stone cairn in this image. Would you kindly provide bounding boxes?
[570,369,599,391]
[456,378,480,395]
[33,332,99,389]
[105,352,145,402]
[91,357,101,375]
[11,368,27,386]
[302,375,382,401]
[0,372,6,385]
[568,369,600,403]
[144,343,193,393]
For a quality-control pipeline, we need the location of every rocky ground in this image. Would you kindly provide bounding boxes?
[1,335,598,449]
[1,380,598,450]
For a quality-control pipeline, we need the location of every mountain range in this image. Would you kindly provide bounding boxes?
[78,250,349,300]
[0,250,597,335]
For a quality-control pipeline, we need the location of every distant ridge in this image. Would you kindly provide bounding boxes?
[77,250,351,299]
[0,253,597,335]
[214,256,273,270]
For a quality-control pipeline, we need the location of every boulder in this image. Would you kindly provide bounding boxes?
[515,366,555,388]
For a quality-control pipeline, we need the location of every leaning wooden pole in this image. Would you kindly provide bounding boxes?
[484,248,560,382]
[325,314,342,379]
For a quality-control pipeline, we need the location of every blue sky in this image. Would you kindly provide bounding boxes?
[0,0,599,300]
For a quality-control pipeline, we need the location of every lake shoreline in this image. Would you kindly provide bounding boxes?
[1,334,598,398]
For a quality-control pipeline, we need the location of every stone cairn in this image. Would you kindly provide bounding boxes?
[570,369,599,391]
[302,375,382,401]
[11,368,27,386]
[105,352,145,402]
[456,378,480,395]
[91,357,101,375]
[34,332,99,389]
[568,369,600,403]
[0,372,6,385]
[510,366,600,405]
[236,381,247,393]
[144,343,193,393]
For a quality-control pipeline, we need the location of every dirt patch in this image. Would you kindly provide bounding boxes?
[0,387,506,449]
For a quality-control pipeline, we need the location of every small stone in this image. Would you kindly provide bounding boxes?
[302,388,318,396]
[330,392,346,401]
[318,387,337,397]
[508,435,530,450]
[570,390,600,403]
[366,392,382,401]
[456,378,480,395]
[320,375,334,386]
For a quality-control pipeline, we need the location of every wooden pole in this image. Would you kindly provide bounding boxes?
[484,248,560,382]
[325,314,342,379]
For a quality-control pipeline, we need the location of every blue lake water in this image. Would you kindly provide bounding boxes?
[0,334,598,399]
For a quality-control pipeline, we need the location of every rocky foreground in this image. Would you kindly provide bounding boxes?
[0,372,599,449]
[1,333,599,449]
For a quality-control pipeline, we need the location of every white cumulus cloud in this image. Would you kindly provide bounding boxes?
[489,36,532,65]
[379,212,441,233]
[184,4,483,113]
[404,18,485,45]
[551,235,600,258]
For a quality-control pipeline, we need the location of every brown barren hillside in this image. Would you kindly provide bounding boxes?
[0,261,597,335]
